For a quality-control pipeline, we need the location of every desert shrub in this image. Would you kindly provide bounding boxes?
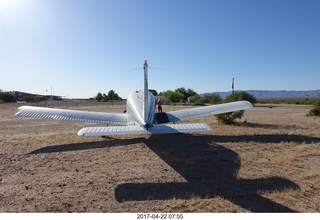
[23,95,36,103]
[306,99,320,116]
[257,98,316,105]
[216,91,256,124]
[216,110,245,125]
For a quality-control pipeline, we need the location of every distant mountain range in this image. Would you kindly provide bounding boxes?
[209,89,320,99]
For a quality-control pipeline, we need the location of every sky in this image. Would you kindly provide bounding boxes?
[1,0,319,99]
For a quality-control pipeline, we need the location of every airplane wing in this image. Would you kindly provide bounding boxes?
[78,101,252,137]
[156,101,253,124]
[78,123,212,136]
[15,106,128,125]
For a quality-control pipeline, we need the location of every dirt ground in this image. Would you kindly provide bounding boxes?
[0,101,319,213]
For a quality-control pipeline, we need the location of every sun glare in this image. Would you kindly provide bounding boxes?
[0,0,19,10]
[0,0,29,10]
[0,0,12,6]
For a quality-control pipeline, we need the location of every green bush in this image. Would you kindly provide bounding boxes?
[162,90,184,102]
[306,99,320,116]
[216,110,244,125]
[23,95,36,103]
[216,91,256,124]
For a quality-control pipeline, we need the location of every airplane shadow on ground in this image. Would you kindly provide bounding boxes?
[115,134,320,213]
[28,138,147,154]
[29,134,320,212]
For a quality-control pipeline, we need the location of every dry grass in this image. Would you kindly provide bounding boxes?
[0,102,320,212]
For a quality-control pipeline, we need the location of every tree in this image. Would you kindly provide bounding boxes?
[175,87,197,99]
[202,93,222,104]
[0,91,15,102]
[189,93,221,105]
[216,91,256,124]
[162,90,184,102]
[190,94,202,104]
[186,88,197,98]
[23,95,36,103]
[224,91,257,105]
[103,93,108,101]
[175,87,187,99]
[149,89,158,96]
[107,90,120,102]
[95,92,103,102]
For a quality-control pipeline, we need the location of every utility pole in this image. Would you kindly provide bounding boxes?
[232,78,235,94]
[49,87,54,107]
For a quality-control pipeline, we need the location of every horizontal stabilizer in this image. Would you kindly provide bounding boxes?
[149,123,212,134]
[78,126,150,136]
[78,123,212,137]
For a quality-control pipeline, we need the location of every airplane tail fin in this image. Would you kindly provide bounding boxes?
[143,60,148,124]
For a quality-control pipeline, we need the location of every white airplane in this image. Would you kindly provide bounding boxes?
[16,60,252,137]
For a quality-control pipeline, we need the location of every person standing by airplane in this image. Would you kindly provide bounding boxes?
[157,99,162,113]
